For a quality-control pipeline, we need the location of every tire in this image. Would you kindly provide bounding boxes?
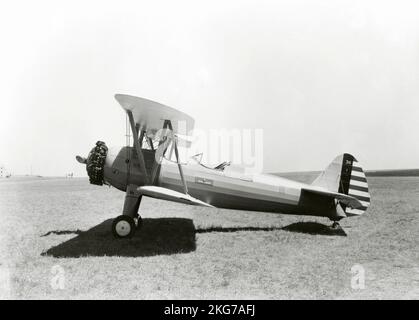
[112,215,135,239]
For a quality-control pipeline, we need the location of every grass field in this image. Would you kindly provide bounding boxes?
[0,175,418,299]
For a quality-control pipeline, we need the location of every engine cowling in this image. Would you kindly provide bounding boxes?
[77,142,152,191]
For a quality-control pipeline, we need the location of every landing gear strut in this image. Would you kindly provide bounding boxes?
[112,184,142,239]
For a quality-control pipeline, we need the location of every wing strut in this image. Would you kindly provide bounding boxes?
[173,138,188,194]
[166,120,188,194]
[127,110,149,184]
[149,120,188,194]
[150,120,171,185]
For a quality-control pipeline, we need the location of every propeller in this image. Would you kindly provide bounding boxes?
[75,141,108,185]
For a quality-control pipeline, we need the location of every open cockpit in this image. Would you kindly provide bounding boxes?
[190,153,231,171]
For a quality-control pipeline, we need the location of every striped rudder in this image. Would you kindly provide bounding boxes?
[342,154,370,216]
[311,153,370,216]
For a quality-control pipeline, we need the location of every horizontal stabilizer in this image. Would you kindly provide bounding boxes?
[137,186,213,207]
[301,188,363,210]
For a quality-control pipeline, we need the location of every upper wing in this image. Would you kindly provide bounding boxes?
[301,187,363,209]
[114,94,194,136]
[137,186,214,207]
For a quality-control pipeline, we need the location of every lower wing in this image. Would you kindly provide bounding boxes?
[301,187,363,209]
[137,186,214,207]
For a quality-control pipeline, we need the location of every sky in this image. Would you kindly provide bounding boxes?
[1,0,419,176]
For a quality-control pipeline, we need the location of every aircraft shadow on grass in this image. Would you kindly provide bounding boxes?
[41,219,345,258]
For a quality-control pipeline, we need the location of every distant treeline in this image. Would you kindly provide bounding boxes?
[274,169,419,182]
[365,169,419,177]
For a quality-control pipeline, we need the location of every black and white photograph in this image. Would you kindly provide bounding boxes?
[0,0,418,304]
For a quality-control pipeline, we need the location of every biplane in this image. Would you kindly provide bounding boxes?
[76,94,371,238]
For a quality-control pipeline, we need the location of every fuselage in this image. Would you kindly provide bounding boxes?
[102,146,332,217]
[159,161,307,214]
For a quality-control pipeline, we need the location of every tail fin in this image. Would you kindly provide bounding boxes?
[311,153,370,216]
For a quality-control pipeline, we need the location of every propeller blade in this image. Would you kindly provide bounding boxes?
[76,155,87,164]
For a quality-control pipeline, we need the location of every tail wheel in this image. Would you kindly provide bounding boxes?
[331,221,341,229]
[112,215,135,239]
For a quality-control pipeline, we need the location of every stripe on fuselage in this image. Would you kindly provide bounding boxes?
[158,163,312,214]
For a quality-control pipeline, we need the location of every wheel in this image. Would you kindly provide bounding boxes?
[112,215,135,239]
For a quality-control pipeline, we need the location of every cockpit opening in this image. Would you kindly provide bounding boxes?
[191,153,231,171]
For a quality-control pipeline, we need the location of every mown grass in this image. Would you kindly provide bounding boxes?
[0,176,418,299]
